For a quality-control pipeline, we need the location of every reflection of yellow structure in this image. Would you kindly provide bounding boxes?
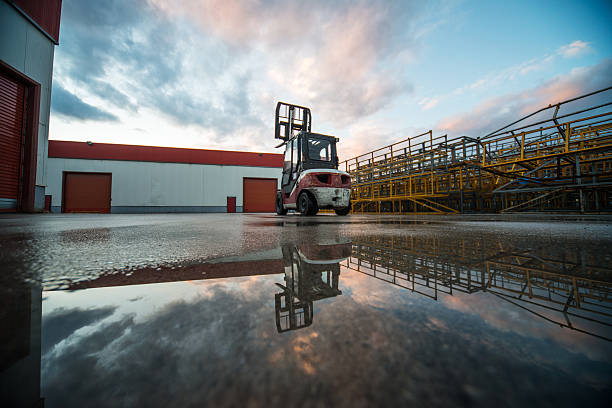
[342,89,612,213]
[345,235,612,340]
[275,243,350,333]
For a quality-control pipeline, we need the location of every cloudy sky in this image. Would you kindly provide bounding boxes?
[49,0,612,159]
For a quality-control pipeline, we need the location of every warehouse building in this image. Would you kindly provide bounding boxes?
[46,140,283,213]
[1,0,285,215]
[0,0,62,212]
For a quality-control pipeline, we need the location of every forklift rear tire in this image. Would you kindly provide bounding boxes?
[276,193,288,215]
[298,192,318,216]
[334,203,350,216]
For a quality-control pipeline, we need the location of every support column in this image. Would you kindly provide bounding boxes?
[576,157,584,213]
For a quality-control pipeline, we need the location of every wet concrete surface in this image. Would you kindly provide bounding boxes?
[1,213,611,407]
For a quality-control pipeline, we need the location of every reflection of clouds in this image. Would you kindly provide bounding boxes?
[41,306,116,354]
[441,292,612,364]
[43,284,271,407]
[342,261,612,366]
[291,332,320,375]
[426,317,448,331]
[342,267,612,392]
[42,273,611,407]
[187,275,280,301]
[339,268,418,309]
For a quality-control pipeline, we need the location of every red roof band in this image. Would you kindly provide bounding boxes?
[48,140,284,168]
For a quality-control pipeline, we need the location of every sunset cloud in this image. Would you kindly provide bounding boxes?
[149,0,417,126]
[436,59,612,137]
[50,1,610,157]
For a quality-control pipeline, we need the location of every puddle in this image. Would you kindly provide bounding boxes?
[2,216,611,407]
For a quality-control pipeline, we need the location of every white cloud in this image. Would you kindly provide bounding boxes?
[339,119,425,162]
[453,54,554,96]
[557,40,592,58]
[436,59,612,136]
[426,43,575,112]
[51,0,444,154]
[418,97,439,110]
[148,0,419,126]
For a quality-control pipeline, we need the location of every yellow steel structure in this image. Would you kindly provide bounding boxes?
[342,89,612,213]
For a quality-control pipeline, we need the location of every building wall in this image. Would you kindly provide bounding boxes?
[0,0,56,209]
[12,0,62,43]
[46,158,283,213]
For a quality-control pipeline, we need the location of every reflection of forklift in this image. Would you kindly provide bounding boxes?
[274,102,352,216]
[275,242,351,332]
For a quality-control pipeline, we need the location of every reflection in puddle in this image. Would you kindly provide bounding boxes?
[64,241,352,334]
[3,231,612,406]
[0,279,42,408]
[275,243,349,332]
[345,235,612,341]
[249,218,441,228]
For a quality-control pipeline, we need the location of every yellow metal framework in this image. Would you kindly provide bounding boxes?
[342,89,612,213]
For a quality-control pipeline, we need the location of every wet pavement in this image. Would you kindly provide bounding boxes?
[1,213,611,407]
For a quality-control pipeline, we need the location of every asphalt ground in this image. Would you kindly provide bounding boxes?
[1,212,611,289]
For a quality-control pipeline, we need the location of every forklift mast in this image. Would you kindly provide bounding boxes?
[275,102,311,142]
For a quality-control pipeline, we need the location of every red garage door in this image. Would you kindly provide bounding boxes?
[243,178,277,213]
[0,72,25,211]
[63,172,112,213]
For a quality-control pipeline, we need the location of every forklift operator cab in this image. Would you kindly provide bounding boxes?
[281,133,338,195]
[275,102,351,216]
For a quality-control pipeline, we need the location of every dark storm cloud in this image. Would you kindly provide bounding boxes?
[41,306,117,354]
[51,83,119,121]
[88,80,137,112]
[57,0,181,99]
[55,0,261,131]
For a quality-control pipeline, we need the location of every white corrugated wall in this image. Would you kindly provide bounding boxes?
[46,158,282,212]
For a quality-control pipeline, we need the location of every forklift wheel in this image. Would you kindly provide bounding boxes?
[298,192,318,216]
[275,193,288,215]
[334,203,350,216]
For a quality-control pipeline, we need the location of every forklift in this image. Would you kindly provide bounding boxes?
[274,241,351,332]
[274,102,352,216]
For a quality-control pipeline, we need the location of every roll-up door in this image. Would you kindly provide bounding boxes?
[243,178,277,213]
[0,73,25,211]
[63,172,112,213]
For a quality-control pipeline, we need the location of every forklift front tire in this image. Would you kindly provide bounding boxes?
[276,193,288,215]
